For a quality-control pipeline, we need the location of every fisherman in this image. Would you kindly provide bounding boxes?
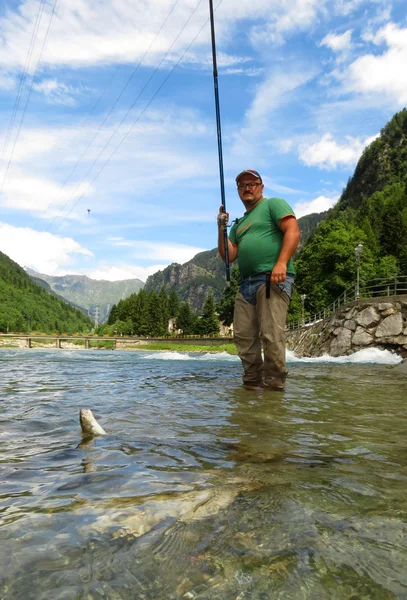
[217,169,300,391]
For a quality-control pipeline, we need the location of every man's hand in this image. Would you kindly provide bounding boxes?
[271,261,287,285]
[217,206,229,229]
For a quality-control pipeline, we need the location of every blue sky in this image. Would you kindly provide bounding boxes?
[0,0,406,281]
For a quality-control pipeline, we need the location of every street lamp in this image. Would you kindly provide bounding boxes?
[354,243,363,300]
[300,294,307,326]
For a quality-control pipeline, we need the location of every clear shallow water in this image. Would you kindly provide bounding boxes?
[0,348,406,599]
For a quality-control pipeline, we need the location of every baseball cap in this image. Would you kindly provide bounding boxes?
[235,169,262,183]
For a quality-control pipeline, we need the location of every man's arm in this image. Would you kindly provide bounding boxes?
[217,206,238,263]
[270,215,300,284]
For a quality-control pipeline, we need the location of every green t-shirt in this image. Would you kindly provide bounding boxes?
[229,197,296,279]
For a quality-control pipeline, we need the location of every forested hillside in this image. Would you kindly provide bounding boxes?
[295,108,407,314]
[0,252,93,333]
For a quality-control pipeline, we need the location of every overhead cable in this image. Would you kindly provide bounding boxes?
[0,0,59,196]
[0,0,48,185]
[49,0,208,232]
[33,0,182,229]
[52,0,225,233]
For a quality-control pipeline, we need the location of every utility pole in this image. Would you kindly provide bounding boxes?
[354,243,363,300]
[301,294,307,327]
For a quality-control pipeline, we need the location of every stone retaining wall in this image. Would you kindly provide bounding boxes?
[286,295,407,358]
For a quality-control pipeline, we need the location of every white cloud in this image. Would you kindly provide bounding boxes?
[320,29,353,52]
[112,240,206,264]
[233,69,316,154]
[344,23,407,105]
[0,222,93,275]
[333,0,364,16]
[293,194,338,218]
[86,265,166,282]
[299,133,378,169]
[0,73,15,90]
[32,79,85,105]
[0,167,92,214]
[0,0,331,78]
[277,139,294,154]
[249,0,325,47]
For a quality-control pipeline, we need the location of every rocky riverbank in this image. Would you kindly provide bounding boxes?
[286,295,407,358]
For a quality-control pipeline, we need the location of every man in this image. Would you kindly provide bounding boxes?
[217,169,300,391]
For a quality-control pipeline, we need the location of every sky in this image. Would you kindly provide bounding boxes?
[0,0,406,282]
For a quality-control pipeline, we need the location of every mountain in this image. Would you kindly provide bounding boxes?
[144,212,327,311]
[25,269,145,323]
[144,248,226,311]
[294,108,407,314]
[0,251,93,333]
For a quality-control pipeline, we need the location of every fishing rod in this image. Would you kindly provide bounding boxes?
[208,0,230,283]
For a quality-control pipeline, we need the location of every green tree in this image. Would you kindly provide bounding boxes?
[198,291,220,335]
[168,289,180,318]
[177,302,196,335]
[216,266,240,326]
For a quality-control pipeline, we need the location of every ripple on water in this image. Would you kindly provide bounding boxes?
[0,349,406,599]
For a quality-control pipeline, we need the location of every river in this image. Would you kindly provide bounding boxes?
[0,348,406,599]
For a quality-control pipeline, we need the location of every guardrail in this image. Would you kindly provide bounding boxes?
[287,275,407,331]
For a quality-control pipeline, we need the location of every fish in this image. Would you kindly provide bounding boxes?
[79,408,106,436]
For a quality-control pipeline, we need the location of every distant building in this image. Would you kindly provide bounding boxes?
[168,317,181,335]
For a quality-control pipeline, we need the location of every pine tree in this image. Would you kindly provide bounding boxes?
[177,302,196,335]
[198,291,220,335]
[136,289,150,336]
[158,287,170,335]
[168,289,180,318]
[216,266,240,326]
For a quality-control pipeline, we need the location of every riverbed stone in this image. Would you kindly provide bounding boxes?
[330,328,352,356]
[375,313,403,338]
[352,327,374,346]
[355,306,381,328]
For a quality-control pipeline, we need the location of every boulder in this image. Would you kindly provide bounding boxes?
[352,327,374,346]
[343,319,357,331]
[330,328,352,357]
[355,306,381,328]
[375,313,403,338]
[377,302,394,311]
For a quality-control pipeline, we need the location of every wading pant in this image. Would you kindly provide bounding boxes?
[233,274,292,388]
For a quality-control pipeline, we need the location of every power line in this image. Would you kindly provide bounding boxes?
[49,0,208,233]
[0,0,48,184]
[33,0,183,230]
[52,0,225,233]
[0,0,59,196]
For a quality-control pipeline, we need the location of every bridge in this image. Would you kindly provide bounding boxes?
[0,334,233,349]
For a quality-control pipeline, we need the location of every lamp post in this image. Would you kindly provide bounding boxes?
[301,294,307,326]
[354,243,363,300]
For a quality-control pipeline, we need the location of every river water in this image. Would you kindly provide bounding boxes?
[0,348,406,599]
